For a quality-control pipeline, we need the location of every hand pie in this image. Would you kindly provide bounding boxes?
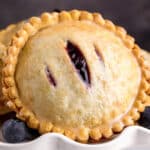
[0,22,24,115]
[2,10,150,142]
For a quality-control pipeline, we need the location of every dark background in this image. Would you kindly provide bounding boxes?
[0,0,150,51]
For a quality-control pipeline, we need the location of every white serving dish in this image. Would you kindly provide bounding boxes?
[0,126,150,150]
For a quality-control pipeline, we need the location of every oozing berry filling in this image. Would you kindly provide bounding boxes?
[66,41,90,85]
[45,66,56,86]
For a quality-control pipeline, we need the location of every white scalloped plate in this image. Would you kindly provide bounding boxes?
[0,126,150,150]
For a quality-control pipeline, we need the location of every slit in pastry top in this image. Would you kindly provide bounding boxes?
[66,41,91,86]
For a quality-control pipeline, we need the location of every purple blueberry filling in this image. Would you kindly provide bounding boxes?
[66,41,91,85]
[45,66,56,86]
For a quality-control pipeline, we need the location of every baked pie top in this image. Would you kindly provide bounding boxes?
[16,22,141,127]
[2,10,150,142]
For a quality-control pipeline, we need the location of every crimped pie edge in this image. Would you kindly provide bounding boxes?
[0,42,10,115]
[2,10,150,143]
[0,24,18,47]
[0,22,26,115]
[0,24,17,115]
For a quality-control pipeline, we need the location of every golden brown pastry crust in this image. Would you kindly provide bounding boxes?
[0,22,24,115]
[2,10,150,142]
[0,22,24,47]
[0,42,10,115]
[141,50,150,98]
[141,50,150,64]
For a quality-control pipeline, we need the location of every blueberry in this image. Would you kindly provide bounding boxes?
[138,106,150,129]
[2,118,39,143]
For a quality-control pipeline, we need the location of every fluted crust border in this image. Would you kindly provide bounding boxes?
[2,10,150,143]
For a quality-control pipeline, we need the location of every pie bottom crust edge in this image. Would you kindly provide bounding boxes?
[1,10,150,142]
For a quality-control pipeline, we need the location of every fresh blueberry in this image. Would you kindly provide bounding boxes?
[138,106,150,129]
[2,118,39,143]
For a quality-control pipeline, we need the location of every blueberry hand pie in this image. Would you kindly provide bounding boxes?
[0,22,25,115]
[2,10,150,142]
